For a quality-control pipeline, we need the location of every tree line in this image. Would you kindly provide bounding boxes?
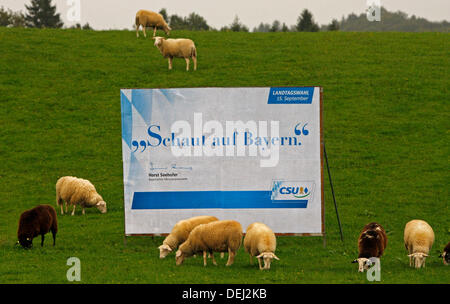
[1,0,449,32]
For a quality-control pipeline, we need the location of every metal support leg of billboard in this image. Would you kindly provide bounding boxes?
[324,142,344,242]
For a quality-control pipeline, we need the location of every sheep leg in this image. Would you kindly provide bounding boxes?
[60,203,64,215]
[203,251,207,266]
[71,205,76,216]
[211,253,217,266]
[41,234,45,247]
[258,257,263,270]
[185,58,190,71]
[193,56,197,71]
[65,201,68,213]
[142,26,147,38]
[82,207,85,215]
[51,230,56,246]
[136,25,139,38]
[153,27,157,37]
[226,248,235,266]
[168,57,173,70]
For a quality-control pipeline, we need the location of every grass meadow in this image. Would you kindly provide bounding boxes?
[0,28,448,283]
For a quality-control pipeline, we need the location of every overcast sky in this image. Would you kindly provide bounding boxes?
[1,0,448,30]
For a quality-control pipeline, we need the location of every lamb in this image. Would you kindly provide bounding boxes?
[153,36,197,71]
[439,242,450,265]
[158,215,220,258]
[404,219,435,268]
[352,222,387,272]
[17,204,58,248]
[135,9,171,38]
[56,176,107,216]
[243,222,280,270]
[176,220,243,267]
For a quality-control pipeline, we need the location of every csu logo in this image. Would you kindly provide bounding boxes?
[272,181,315,204]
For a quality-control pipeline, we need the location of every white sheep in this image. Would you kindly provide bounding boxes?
[56,176,107,215]
[404,219,435,268]
[135,9,171,38]
[243,222,280,270]
[158,215,219,258]
[176,220,243,267]
[153,36,197,71]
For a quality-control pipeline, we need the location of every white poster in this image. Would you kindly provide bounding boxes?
[121,87,323,235]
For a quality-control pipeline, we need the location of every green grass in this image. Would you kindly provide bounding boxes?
[0,28,449,284]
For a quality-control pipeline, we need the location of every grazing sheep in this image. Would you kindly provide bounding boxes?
[158,215,219,258]
[404,219,434,268]
[352,222,387,272]
[440,242,450,265]
[135,9,171,38]
[244,222,279,270]
[17,204,58,248]
[153,36,197,71]
[56,176,107,216]
[176,220,243,267]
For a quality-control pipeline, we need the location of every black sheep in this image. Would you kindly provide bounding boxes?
[440,242,450,265]
[352,222,388,272]
[17,204,58,248]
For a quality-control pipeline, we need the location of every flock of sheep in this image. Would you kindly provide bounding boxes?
[136,9,197,71]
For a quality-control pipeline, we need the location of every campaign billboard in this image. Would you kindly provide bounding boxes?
[121,87,323,235]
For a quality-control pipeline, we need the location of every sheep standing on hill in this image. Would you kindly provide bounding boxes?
[352,222,387,272]
[17,204,58,248]
[404,219,434,268]
[56,176,107,215]
[135,10,171,38]
[244,222,280,270]
[153,36,197,71]
[158,215,219,258]
[440,242,450,265]
[176,220,243,267]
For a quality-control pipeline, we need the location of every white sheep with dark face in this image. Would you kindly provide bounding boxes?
[153,36,197,71]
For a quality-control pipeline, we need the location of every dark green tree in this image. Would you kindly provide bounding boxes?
[1,6,26,27]
[186,12,210,31]
[25,0,63,28]
[327,19,340,31]
[296,9,319,32]
[158,8,168,22]
[228,15,249,32]
[281,22,289,32]
[269,20,281,32]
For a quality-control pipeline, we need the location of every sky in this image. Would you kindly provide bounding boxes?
[1,0,449,30]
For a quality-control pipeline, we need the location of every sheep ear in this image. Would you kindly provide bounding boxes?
[351,259,358,263]
[423,254,429,257]
[256,253,263,258]
[175,250,182,258]
[273,254,280,260]
[407,254,413,257]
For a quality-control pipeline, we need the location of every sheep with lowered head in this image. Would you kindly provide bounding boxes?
[17,204,58,249]
[158,215,219,258]
[244,222,280,270]
[176,220,242,267]
[352,222,387,272]
[135,9,171,38]
[404,219,434,268]
[56,176,107,215]
[153,36,197,71]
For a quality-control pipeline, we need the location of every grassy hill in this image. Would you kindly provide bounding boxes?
[0,28,448,283]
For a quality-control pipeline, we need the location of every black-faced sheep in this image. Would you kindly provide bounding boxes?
[404,219,434,268]
[17,204,58,248]
[135,9,171,38]
[244,222,279,270]
[176,220,243,267]
[158,215,219,258]
[440,242,450,265]
[352,222,387,272]
[153,36,197,71]
[56,176,107,215]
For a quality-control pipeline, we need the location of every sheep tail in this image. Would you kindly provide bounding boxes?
[191,46,197,58]
[135,15,140,28]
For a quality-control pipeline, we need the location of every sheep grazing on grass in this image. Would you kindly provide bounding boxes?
[135,9,171,38]
[176,220,243,267]
[404,219,435,268]
[158,215,219,258]
[153,36,197,71]
[244,222,280,270]
[56,176,107,216]
[17,204,58,249]
[440,242,450,265]
[352,222,387,272]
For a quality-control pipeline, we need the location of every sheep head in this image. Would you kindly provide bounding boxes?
[175,249,185,266]
[352,258,372,272]
[153,36,165,47]
[158,244,172,259]
[408,252,428,268]
[18,236,33,249]
[256,252,280,270]
[95,201,107,214]
[163,25,171,36]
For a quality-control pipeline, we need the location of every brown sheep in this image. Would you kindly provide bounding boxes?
[17,204,58,249]
[135,9,171,38]
[352,222,387,272]
[440,242,450,265]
